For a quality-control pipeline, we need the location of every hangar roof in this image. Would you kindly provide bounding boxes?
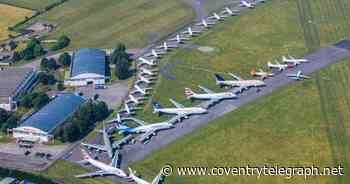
[70,48,106,78]
[20,93,86,133]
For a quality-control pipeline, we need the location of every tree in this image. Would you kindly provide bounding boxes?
[114,57,131,79]
[40,58,57,71]
[38,72,56,85]
[93,101,109,122]
[1,115,18,132]
[93,94,99,101]
[33,44,44,57]
[57,82,64,91]
[0,109,9,123]
[32,92,50,110]
[51,35,70,51]
[58,52,71,67]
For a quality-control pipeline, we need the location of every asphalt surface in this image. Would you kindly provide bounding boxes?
[120,40,350,167]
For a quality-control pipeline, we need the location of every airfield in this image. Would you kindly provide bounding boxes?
[1,0,350,184]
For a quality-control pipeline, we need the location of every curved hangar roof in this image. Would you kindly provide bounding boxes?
[20,93,86,133]
[71,48,106,78]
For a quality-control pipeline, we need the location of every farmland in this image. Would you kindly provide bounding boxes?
[0,4,33,41]
[0,0,60,10]
[18,0,195,49]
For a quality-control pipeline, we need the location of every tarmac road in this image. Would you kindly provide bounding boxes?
[120,39,350,167]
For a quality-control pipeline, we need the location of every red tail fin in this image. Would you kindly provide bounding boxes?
[250,69,257,76]
[81,148,91,160]
[184,88,194,97]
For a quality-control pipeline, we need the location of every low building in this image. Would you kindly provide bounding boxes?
[0,68,37,111]
[64,48,108,86]
[12,93,86,143]
[0,177,17,184]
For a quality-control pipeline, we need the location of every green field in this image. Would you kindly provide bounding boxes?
[128,0,350,183]
[0,0,59,10]
[18,0,195,49]
[134,0,350,122]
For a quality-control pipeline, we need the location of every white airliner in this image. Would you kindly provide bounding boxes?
[168,34,190,43]
[153,99,207,118]
[136,75,157,85]
[240,0,255,8]
[145,49,166,58]
[75,148,127,178]
[182,27,201,37]
[214,73,265,89]
[157,42,178,51]
[126,94,147,105]
[221,7,239,16]
[196,19,216,28]
[208,13,226,21]
[250,68,274,80]
[81,124,114,159]
[138,57,157,67]
[267,61,290,71]
[128,168,163,184]
[131,84,152,95]
[282,55,308,66]
[185,85,237,105]
[140,68,158,76]
[116,117,174,142]
[119,103,140,115]
[286,70,311,80]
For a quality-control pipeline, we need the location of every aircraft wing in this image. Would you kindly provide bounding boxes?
[228,73,242,80]
[75,170,109,178]
[198,85,214,94]
[81,143,106,151]
[112,135,133,149]
[138,130,156,142]
[128,117,147,126]
[110,150,120,168]
[169,99,185,108]
[151,171,163,184]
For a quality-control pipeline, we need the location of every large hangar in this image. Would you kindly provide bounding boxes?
[12,93,86,143]
[64,48,108,87]
[0,68,37,111]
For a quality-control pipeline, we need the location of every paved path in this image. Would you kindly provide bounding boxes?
[120,39,350,167]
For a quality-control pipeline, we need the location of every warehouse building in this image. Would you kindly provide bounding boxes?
[64,48,108,87]
[12,93,86,143]
[0,68,37,111]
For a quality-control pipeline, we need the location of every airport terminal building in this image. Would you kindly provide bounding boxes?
[12,93,86,143]
[64,48,108,87]
[0,68,37,111]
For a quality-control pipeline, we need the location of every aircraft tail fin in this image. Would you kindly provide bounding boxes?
[214,74,225,82]
[128,168,136,178]
[152,101,163,113]
[250,68,257,76]
[184,88,195,98]
[80,148,91,161]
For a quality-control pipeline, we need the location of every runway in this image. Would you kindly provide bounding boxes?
[120,38,350,166]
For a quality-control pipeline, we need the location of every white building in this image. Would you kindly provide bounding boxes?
[0,68,37,111]
[64,48,108,87]
[12,93,86,143]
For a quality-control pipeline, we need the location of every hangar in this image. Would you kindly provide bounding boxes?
[0,68,37,111]
[64,48,108,86]
[12,93,86,143]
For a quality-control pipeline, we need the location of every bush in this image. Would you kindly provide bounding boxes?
[58,52,71,67]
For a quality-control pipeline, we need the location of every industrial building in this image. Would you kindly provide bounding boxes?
[12,93,86,143]
[0,68,37,111]
[64,48,108,86]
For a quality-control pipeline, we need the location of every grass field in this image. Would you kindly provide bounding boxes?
[0,4,33,41]
[128,0,350,183]
[132,58,350,184]
[38,160,119,184]
[0,0,60,10]
[134,0,350,122]
[17,0,195,49]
